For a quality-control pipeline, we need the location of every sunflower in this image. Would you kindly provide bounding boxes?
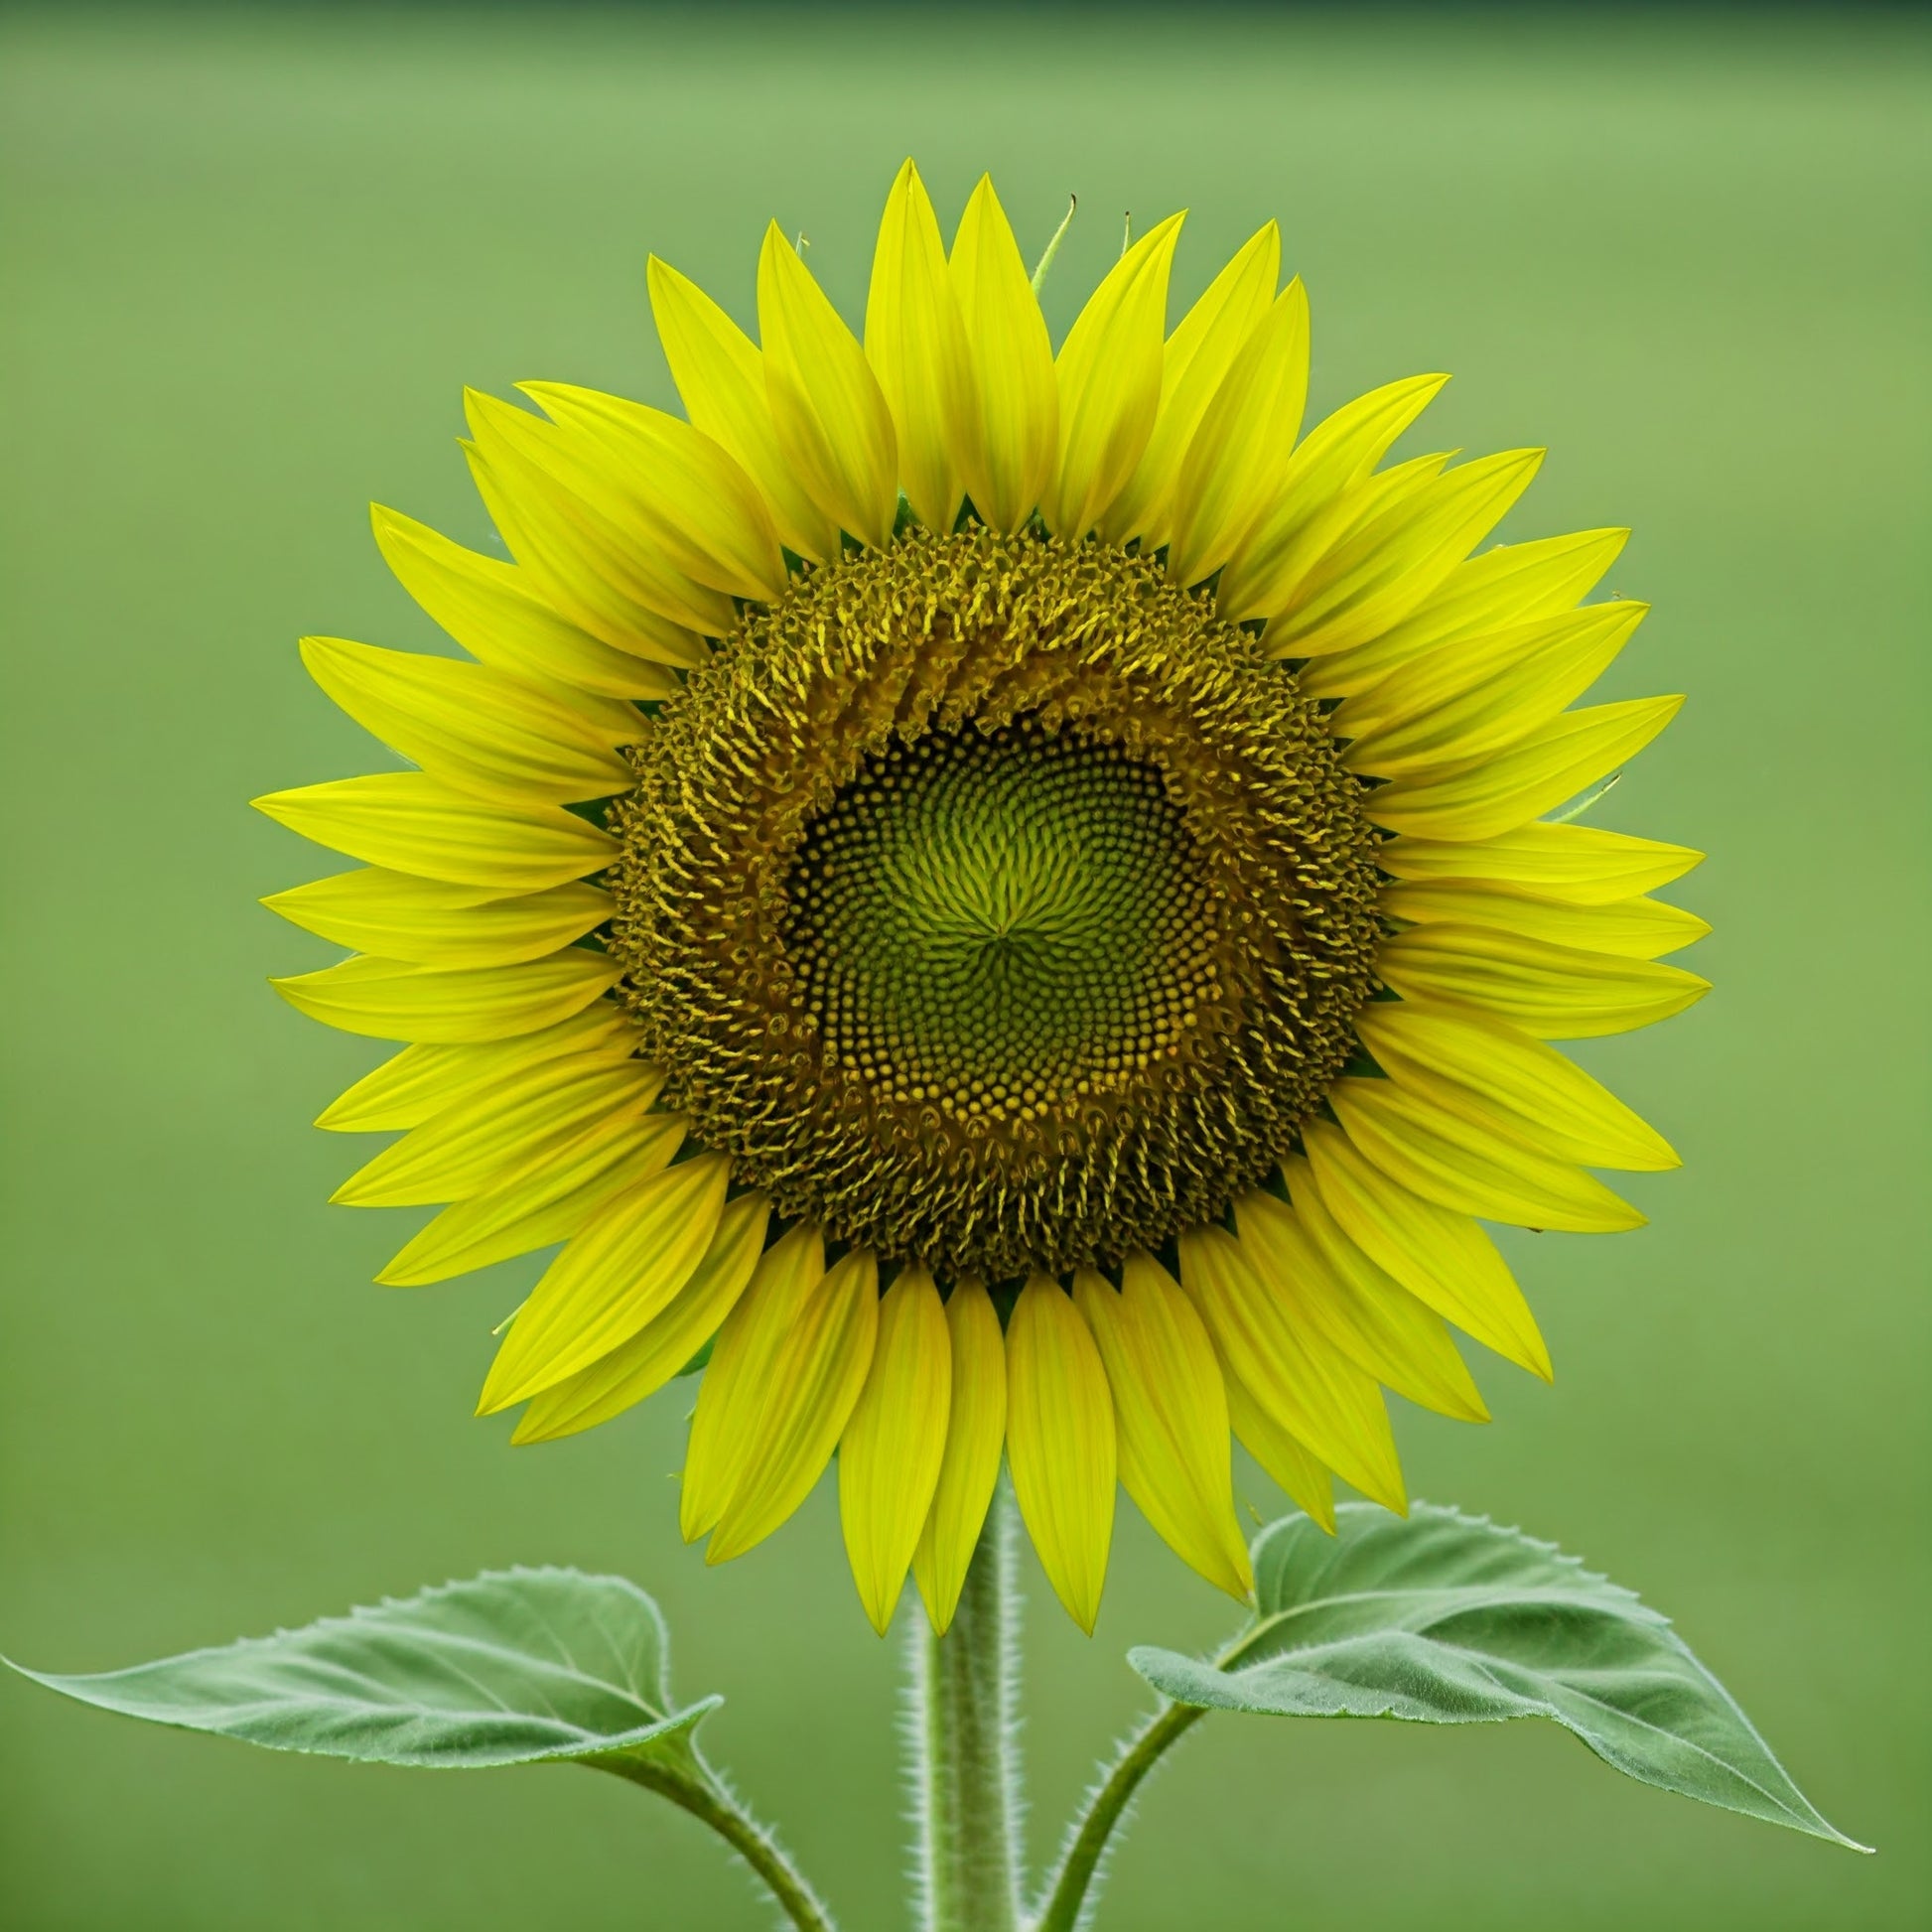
[256,161,1708,1636]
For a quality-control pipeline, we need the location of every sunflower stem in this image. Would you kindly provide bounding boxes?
[1028,1701,1205,1932]
[911,1487,1026,1932]
[604,1750,838,1932]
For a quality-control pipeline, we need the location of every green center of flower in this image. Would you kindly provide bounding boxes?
[785,720,1218,1125]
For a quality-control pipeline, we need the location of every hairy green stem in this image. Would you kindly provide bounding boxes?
[1029,1701,1205,1932]
[608,1753,838,1932]
[912,1489,1025,1932]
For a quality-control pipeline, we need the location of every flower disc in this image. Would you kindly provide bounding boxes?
[609,527,1383,1280]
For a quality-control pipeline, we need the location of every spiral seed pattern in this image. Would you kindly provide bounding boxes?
[786,721,1219,1130]
[608,527,1383,1282]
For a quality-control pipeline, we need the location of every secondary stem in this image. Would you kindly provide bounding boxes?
[915,1489,1025,1932]
[611,1755,838,1932]
[1029,1701,1205,1932]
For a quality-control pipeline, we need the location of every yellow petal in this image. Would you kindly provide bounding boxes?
[297,637,633,808]
[1355,998,1679,1172]
[1300,528,1629,701]
[333,1052,660,1206]
[948,176,1057,534]
[680,1224,825,1540]
[913,1279,1009,1635]
[709,1250,880,1564]
[478,1154,732,1410]
[1167,279,1310,587]
[646,254,838,562]
[1237,1177,1488,1423]
[1043,211,1185,539]
[370,505,679,703]
[1175,1224,1406,1513]
[463,391,732,641]
[1076,1259,1253,1600]
[1005,1275,1116,1632]
[252,772,618,892]
[512,1191,771,1445]
[1301,1119,1551,1378]
[1329,1076,1645,1234]
[517,382,788,602]
[1223,1375,1335,1532]
[265,869,611,969]
[1336,601,1647,780]
[1217,374,1449,621]
[758,222,898,549]
[377,1113,685,1286]
[1376,923,1711,1038]
[1104,221,1281,549]
[273,950,621,1043]
[1268,448,1546,659]
[1366,695,1685,841]
[314,1006,634,1133]
[1377,820,1706,905]
[1380,878,1710,960]
[839,1265,952,1632]
[866,160,975,534]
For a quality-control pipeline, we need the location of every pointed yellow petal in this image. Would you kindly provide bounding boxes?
[1376,923,1711,1038]
[265,869,611,969]
[314,1007,634,1133]
[680,1224,825,1540]
[1217,374,1449,621]
[1367,696,1685,841]
[479,1154,731,1410]
[1300,528,1629,700]
[370,505,678,703]
[1330,1076,1644,1234]
[1381,878,1709,961]
[709,1250,880,1564]
[1223,1375,1335,1532]
[517,383,788,603]
[1167,279,1309,587]
[913,1279,1008,1635]
[1336,601,1647,780]
[333,1051,661,1206]
[1377,820,1705,905]
[840,1265,952,1632]
[252,772,618,892]
[1237,1177,1488,1423]
[1104,221,1280,549]
[647,254,838,561]
[1301,1119,1551,1378]
[1005,1275,1116,1632]
[1268,448,1545,658]
[463,390,732,640]
[272,950,621,1043]
[1076,1259,1253,1600]
[866,160,975,534]
[297,637,633,808]
[948,176,1058,533]
[1356,998,1679,1172]
[758,222,898,549]
[1043,212,1185,538]
[1175,1224,1406,1513]
[377,1112,685,1286]
[512,1191,770,1446]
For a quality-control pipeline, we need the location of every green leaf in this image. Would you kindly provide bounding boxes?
[7,1566,719,1777]
[1130,1504,1866,1851]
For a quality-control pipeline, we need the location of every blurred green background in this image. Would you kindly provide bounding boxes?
[2,6,1926,1928]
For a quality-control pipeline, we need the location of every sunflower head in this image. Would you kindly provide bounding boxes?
[257,160,1709,1636]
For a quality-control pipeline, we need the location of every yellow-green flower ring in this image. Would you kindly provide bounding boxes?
[255,162,1708,1637]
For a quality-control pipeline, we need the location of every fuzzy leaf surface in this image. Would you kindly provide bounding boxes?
[9,1566,718,1776]
[1130,1503,1863,1849]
